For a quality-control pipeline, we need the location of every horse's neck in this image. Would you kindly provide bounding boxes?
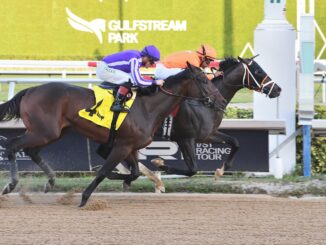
[215,72,243,104]
[138,91,183,125]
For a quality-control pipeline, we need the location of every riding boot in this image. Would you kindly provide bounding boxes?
[110,86,130,113]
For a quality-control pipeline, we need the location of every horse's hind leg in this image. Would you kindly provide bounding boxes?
[121,154,140,192]
[2,130,60,194]
[153,138,198,176]
[138,162,165,193]
[105,151,141,192]
[2,148,19,195]
[24,147,56,193]
[106,153,140,192]
[107,162,164,193]
[122,159,165,193]
[205,130,239,178]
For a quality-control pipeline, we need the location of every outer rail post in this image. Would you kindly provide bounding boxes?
[8,81,16,100]
[303,125,311,177]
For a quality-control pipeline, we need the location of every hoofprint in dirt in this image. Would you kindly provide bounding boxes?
[0,193,326,245]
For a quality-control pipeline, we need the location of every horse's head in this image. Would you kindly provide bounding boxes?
[237,56,281,98]
[216,56,281,98]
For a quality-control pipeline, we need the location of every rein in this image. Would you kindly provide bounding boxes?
[159,81,226,112]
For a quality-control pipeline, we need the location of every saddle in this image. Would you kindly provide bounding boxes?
[98,81,133,100]
[78,85,136,130]
[98,81,158,99]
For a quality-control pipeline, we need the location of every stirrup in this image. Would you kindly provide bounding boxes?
[110,103,130,113]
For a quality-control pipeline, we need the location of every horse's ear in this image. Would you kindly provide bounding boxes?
[186,61,194,71]
[238,56,244,63]
[250,54,260,60]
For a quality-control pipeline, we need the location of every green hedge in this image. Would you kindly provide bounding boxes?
[296,105,326,175]
[226,105,326,175]
[225,106,253,119]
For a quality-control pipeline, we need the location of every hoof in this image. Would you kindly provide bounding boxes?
[44,183,51,193]
[44,179,55,193]
[122,181,130,192]
[214,168,224,180]
[155,185,166,193]
[2,182,16,195]
[79,195,88,208]
[151,158,165,167]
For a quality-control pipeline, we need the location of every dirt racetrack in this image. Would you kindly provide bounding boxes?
[0,193,326,245]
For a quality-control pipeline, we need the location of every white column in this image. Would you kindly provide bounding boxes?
[298,0,315,124]
[254,0,296,174]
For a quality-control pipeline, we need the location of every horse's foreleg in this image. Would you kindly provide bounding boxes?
[79,173,106,207]
[24,148,56,193]
[106,163,133,191]
[80,146,131,207]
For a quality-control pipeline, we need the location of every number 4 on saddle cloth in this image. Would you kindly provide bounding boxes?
[79,85,136,129]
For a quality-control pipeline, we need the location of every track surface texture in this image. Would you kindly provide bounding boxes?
[0,193,326,245]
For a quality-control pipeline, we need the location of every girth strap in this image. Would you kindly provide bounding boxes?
[96,111,120,159]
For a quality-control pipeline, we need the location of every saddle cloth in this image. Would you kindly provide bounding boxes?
[78,85,136,129]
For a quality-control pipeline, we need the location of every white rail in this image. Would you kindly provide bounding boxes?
[0,60,90,68]
[0,60,157,100]
[0,119,286,135]
[1,59,326,103]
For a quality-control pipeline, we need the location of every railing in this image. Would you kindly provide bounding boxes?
[0,60,155,100]
[311,119,326,136]
[314,60,326,103]
[0,118,286,135]
[1,59,325,103]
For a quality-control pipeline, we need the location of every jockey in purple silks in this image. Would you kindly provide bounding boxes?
[96,45,165,113]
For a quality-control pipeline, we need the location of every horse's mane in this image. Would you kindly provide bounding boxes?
[137,67,206,96]
[163,68,196,89]
[219,57,239,72]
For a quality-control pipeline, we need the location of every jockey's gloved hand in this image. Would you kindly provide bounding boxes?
[155,79,165,86]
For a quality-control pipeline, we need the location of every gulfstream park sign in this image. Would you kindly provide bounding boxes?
[66,8,187,44]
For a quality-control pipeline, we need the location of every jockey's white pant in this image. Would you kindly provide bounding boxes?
[154,63,183,80]
[96,61,133,85]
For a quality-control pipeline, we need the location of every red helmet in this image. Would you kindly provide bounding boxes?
[196,44,217,60]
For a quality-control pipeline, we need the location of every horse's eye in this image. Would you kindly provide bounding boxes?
[255,70,262,75]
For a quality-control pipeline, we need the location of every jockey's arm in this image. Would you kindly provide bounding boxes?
[130,58,159,86]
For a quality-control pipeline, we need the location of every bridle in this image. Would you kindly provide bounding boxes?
[241,60,276,97]
[220,59,276,97]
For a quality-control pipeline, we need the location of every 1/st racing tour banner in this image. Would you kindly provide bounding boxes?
[0,129,269,172]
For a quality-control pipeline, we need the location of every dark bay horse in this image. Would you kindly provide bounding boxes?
[0,64,220,207]
[117,56,282,189]
[160,57,281,175]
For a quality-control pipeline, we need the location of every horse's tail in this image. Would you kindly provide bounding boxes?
[0,88,29,121]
